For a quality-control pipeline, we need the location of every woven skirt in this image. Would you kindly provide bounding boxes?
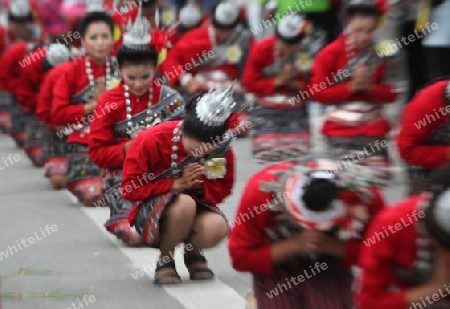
[9,104,31,148]
[66,143,103,202]
[253,256,353,309]
[102,170,133,216]
[251,106,310,162]
[42,126,68,177]
[132,192,226,248]
[326,135,391,181]
[24,114,45,167]
[0,91,14,133]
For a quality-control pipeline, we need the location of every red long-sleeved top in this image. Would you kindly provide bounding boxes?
[160,25,252,86]
[0,42,29,94]
[89,81,163,170]
[122,120,235,204]
[15,48,49,113]
[228,161,385,276]
[396,80,449,170]
[355,195,450,309]
[310,35,397,137]
[242,35,306,96]
[52,56,111,145]
[0,26,15,58]
[36,62,71,129]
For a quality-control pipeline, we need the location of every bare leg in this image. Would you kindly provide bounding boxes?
[184,212,228,280]
[156,194,197,284]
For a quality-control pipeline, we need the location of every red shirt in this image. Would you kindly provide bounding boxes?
[37,62,72,129]
[15,48,49,113]
[242,35,306,96]
[52,56,112,145]
[396,80,450,170]
[0,26,15,57]
[228,161,385,276]
[161,25,251,85]
[355,195,450,309]
[310,35,397,137]
[0,42,30,93]
[121,120,235,205]
[89,81,163,170]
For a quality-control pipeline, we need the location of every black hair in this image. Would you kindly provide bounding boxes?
[182,91,229,144]
[79,11,114,38]
[8,11,33,23]
[210,0,240,30]
[275,29,303,45]
[302,178,343,212]
[179,21,203,35]
[142,0,157,8]
[423,164,450,250]
[345,4,381,21]
[116,45,158,67]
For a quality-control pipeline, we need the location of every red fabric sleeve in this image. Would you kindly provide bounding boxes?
[52,65,85,127]
[228,176,276,276]
[354,209,408,309]
[88,93,129,169]
[36,70,54,124]
[16,62,39,113]
[396,81,449,170]
[192,148,235,205]
[311,47,396,104]
[0,43,25,93]
[0,27,5,56]
[342,188,386,268]
[242,41,275,95]
[121,130,175,201]
[160,36,190,85]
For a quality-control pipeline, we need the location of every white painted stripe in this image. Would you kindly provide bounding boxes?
[79,203,246,309]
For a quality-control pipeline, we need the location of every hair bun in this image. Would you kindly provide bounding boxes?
[302,179,342,212]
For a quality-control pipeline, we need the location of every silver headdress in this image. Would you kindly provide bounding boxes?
[8,0,31,17]
[214,0,239,26]
[85,0,105,13]
[123,1,151,47]
[434,190,450,234]
[195,82,237,127]
[277,14,305,39]
[179,3,202,28]
[46,44,71,66]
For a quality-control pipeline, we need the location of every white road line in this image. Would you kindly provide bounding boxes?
[75,199,246,309]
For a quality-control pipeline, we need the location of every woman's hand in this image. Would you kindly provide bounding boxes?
[171,163,204,191]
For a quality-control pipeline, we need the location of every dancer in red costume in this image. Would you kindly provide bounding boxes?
[355,164,450,309]
[229,155,386,309]
[0,0,43,135]
[89,1,184,246]
[397,80,450,196]
[52,5,119,206]
[122,86,237,284]
[16,43,71,167]
[311,1,398,181]
[37,61,73,189]
[242,13,325,162]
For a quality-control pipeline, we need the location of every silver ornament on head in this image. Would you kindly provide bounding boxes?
[46,44,71,66]
[434,189,450,234]
[195,81,237,127]
[179,3,202,28]
[277,14,304,39]
[85,0,105,13]
[9,0,30,18]
[348,0,375,5]
[214,1,239,26]
[123,0,152,47]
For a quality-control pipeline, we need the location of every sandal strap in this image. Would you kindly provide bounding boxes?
[155,260,176,272]
[184,253,207,266]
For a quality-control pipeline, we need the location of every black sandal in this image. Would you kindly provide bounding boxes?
[153,261,181,285]
[184,253,215,281]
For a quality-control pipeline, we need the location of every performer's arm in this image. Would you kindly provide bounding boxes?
[88,94,129,169]
[396,83,449,170]
[362,61,397,103]
[15,65,37,112]
[191,148,235,205]
[52,67,87,126]
[36,71,54,124]
[241,44,276,95]
[121,132,175,201]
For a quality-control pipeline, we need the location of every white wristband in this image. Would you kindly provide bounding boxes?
[180,73,193,87]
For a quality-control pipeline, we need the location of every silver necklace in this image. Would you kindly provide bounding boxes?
[170,121,183,178]
[85,56,111,89]
[124,84,154,134]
